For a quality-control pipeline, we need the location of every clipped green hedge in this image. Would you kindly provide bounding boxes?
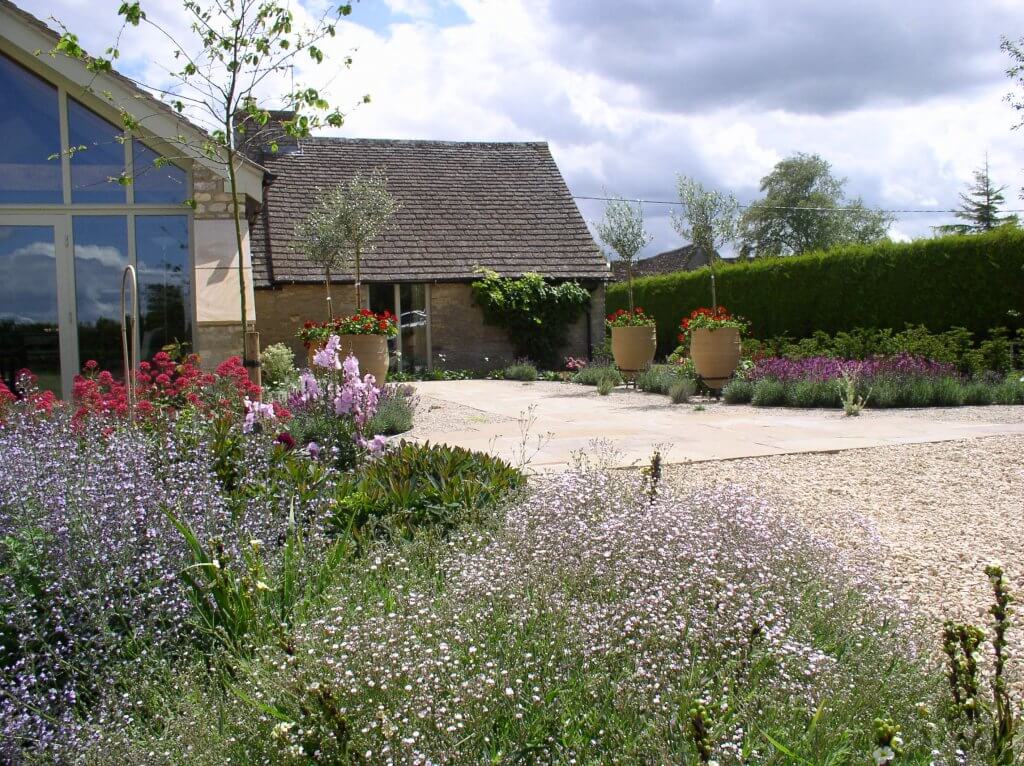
[607,229,1024,356]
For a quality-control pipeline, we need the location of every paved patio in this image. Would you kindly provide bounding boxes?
[409,380,1024,470]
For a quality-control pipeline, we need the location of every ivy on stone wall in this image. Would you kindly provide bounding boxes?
[470,269,591,367]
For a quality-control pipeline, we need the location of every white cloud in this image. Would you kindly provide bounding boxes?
[21,0,1024,254]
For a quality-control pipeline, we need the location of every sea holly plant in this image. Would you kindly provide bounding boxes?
[50,0,366,374]
[296,172,400,314]
[595,196,652,311]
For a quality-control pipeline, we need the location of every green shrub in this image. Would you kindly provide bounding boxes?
[751,378,787,407]
[260,342,298,390]
[962,381,995,406]
[596,376,615,395]
[668,378,695,404]
[993,377,1024,404]
[636,365,681,395]
[572,364,623,387]
[723,379,754,403]
[607,229,1024,357]
[869,377,900,408]
[979,328,1015,374]
[786,380,829,408]
[286,409,360,470]
[366,387,416,435]
[504,361,538,381]
[927,377,964,407]
[334,442,524,537]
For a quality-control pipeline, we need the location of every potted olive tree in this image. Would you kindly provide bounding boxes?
[595,196,655,374]
[296,170,399,377]
[671,176,743,387]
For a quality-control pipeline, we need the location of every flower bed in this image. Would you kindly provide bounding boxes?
[3,353,1023,763]
[723,353,1024,408]
[0,350,509,762]
[74,468,982,764]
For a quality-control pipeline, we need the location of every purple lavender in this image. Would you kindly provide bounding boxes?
[748,353,956,383]
[0,410,340,762]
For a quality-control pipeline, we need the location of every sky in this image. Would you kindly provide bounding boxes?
[22,0,1024,259]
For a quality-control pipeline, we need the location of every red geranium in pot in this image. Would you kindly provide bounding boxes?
[678,306,748,389]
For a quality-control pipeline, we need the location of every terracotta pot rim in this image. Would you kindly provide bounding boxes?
[690,326,741,335]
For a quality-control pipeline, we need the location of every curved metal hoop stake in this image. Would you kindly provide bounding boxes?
[120,265,138,419]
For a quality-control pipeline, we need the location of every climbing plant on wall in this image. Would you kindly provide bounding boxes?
[470,269,591,367]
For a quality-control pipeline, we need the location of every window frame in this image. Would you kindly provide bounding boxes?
[0,46,197,394]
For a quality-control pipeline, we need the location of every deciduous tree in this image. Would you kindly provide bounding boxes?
[670,176,740,308]
[739,153,893,257]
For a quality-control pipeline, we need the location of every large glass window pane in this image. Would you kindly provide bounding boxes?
[135,216,191,359]
[133,141,188,204]
[0,54,62,204]
[73,216,128,372]
[0,225,61,393]
[399,283,428,372]
[69,99,126,204]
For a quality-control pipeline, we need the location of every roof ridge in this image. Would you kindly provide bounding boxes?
[298,136,551,149]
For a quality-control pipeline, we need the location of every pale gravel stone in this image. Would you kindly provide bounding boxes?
[664,434,1024,632]
[406,394,512,439]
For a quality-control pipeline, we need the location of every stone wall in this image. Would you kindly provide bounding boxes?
[194,323,244,367]
[255,281,606,372]
[255,283,368,360]
[191,164,256,369]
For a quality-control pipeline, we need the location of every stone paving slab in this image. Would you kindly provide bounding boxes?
[408,380,1024,470]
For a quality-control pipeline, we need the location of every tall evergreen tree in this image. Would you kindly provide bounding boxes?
[956,157,1017,232]
[934,157,1018,236]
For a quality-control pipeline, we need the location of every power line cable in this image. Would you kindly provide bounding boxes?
[571,194,1024,215]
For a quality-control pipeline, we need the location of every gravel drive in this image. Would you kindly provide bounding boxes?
[405,394,512,439]
[665,434,1024,631]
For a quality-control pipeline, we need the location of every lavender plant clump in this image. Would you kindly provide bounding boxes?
[0,411,340,763]
[748,353,956,383]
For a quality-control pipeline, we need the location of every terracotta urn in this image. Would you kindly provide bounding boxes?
[337,333,390,384]
[305,340,325,368]
[610,324,657,374]
[689,327,741,389]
